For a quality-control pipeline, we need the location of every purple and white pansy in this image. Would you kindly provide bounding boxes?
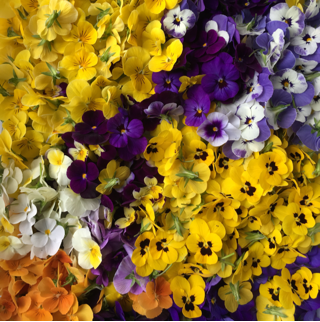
[163,5,196,38]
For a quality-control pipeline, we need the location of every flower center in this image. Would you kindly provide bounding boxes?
[283,81,289,87]
[203,43,207,47]
[45,229,51,235]
[82,173,87,179]
[175,17,180,23]
[166,79,171,84]
[121,129,126,134]
[92,126,97,129]
[24,206,28,212]
[213,127,218,132]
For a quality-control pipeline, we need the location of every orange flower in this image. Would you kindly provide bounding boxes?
[43,250,72,282]
[0,290,16,321]
[52,294,93,321]
[23,290,53,321]
[0,266,11,289]
[130,276,173,319]
[0,255,44,285]
[38,277,74,315]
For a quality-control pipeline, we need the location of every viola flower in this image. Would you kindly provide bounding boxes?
[291,26,320,56]
[184,85,210,127]
[234,43,262,81]
[107,113,147,161]
[275,202,315,236]
[236,100,265,140]
[163,5,196,38]
[73,110,109,145]
[38,277,74,315]
[0,236,30,260]
[144,101,184,124]
[186,218,223,264]
[67,161,99,199]
[68,142,89,161]
[171,275,205,319]
[72,228,102,269]
[197,112,241,147]
[201,53,240,101]
[30,218,64,254]
[269,3,305,37]
[114,255,149,295]
[190,30,226,62]
[152,70,183,93]
[271,69,308,94]
[243,72,273,103]
[130,276,173,319]
[47,149,72,186]
[218,282,253,313]
[96,160,130,195]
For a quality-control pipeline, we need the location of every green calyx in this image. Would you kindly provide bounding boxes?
[45,10,61,28]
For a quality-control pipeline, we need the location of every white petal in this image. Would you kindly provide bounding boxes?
[78,250,93,270]
[31,232,48,248]
[46,238,61,256]
[49,225,65,241]
[241,123,260,140]
[205,20,218,32]
[34,218,56,233]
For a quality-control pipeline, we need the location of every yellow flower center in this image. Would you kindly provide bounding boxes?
[82,173,87,179]
[175,17,180,23]
[248,119,252,124]
[197,109,202,114]
[307,37,312,42]
[45,229,51,235]
[213,127,218,132]
[24,206,28,212]
[283,81,289,87]
[121,129,126,134]
[92,126,97,129]
[203,43,207,47]
[166,79,171,84]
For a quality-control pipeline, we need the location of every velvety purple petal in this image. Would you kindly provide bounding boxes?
[277,106,297,128]
[67,160,86,180]
[152,71,167,84]
[255,119,271,142]
[126,119,144,138]
[86,163,99,181]
[118,147,135,161]
[127,136,148,155]
[70,178,87,194]
[101,145,117,160]
[297,125,320,151]
[257,73,273,102]
[277,49,296,70]
[82,110,105,126]
[223,141,241,160]
[109,133,128,148]
[207,38,225,55]
[101,195,114,211]
[293,82,314,106]
[80,181,99,199]
[107,113,123,133]
[97,120,109,134]
[144,101,164,116]
[74,123,92,134]
[271,89,292,106]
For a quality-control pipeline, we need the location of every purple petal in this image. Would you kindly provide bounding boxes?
[109,133,128,148]
[70,178,87,194]
[126,119,144,138]
[86,163,99,181]
[67,160,86,180]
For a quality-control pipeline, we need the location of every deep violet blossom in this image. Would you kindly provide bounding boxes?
[152,70,183,93]
[201,52,240,101]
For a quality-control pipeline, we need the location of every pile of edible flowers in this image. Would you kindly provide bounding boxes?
[1,0,320,320]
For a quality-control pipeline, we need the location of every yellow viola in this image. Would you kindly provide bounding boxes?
[149,39,183,72]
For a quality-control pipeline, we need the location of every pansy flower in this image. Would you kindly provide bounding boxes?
[73,110,109,145]
[201,52,240,101]
[107,113,148,161]
[291,26,320,56]
[152,70,183,93]
[197,112,240,147]
[171,275,205,318]
[236,100,265,140]
[190,30,226,62]
[184,85,210,127]
[271,69,308,94]
[269,3,305,37]
[67,161,99,199]
[163,5,196,38]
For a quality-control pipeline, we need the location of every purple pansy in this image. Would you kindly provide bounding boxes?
[197,112,241,146]
[73,110,109,145]
[163,5,196,38]
[235,43,262,81]
[107,113,147,161]
[113,255,148,295]
[152,70,183,93]
[184,85,210,127]
[66,161,99,199]
[201,52,240,102]
[144,101,184,123]
[190,30,226,62]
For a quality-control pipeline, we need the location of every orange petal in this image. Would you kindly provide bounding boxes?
[155,277,172,296]
[158,295,173,309]
[17,296,32,314]
[43,297,59,313]
[38,277,56,297]
[137,292,158,310]
[24,307,53,321]
[0,268,11,288]
[146,306,163,319]
[58,294,74,315]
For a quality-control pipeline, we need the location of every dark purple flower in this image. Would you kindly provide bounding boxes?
[152,70,183,93]
[190,29,225,62]
[184,85,210,127]
[73,110,109,145]
[201,52,240,101]
[66,161,99,199]
[107,113,147,161]
[235,43,262,81]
